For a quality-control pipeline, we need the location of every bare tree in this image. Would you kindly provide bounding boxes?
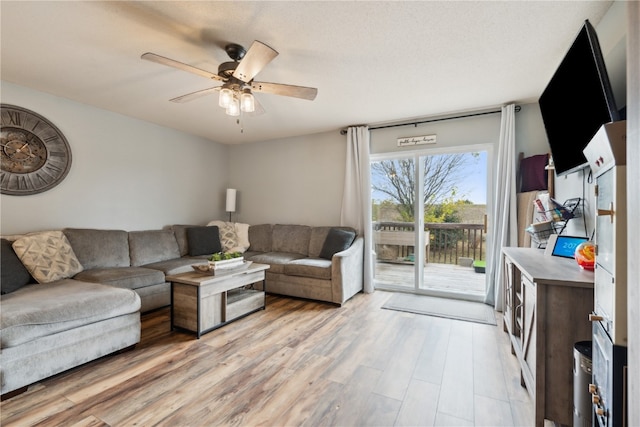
[371,154,474,220]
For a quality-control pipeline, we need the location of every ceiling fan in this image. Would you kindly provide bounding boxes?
[141,41,317,117]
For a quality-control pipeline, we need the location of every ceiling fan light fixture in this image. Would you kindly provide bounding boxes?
[143,40,317,123]
[219,87,233,108]
[240,89,255,113]
[226,95,240,116]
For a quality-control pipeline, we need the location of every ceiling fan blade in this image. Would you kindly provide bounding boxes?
[169,87,220,103]
[141,52,224,82]
[251,81,317,101]
[232,41,278,83]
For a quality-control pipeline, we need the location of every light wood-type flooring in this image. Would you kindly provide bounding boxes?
[1,291,536,426]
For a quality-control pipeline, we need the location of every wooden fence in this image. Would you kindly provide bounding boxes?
[373,221,486,265]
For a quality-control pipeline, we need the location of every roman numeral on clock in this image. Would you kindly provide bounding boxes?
[6,111,22,126]
[35,172,51,186]
[44,135,59,143]
[44,163,63,174]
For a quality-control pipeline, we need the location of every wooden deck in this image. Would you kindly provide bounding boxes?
[374,261,486,298]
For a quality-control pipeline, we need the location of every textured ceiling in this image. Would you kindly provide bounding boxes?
[0,1,614,144]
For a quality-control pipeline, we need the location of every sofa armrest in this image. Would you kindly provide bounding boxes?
[330,236,364,305]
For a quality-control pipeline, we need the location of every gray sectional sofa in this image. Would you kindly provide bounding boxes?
[0,223,363,397]
[244,224,364,305]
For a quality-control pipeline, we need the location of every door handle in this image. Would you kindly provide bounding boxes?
[589,313,604,322]
[597,202,614,224]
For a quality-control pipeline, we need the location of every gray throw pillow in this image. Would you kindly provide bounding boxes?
[319,228,356,260]
[1,238,33,294]
[187,226,222,256]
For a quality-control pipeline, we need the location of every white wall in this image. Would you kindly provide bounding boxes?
[599,0,628,112]
[228,130,346,226]
[0,82,230,235]
[514,103,549,156]
[369,110,501,155]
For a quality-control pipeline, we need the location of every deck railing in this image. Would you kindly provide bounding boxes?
[373,221,486,265]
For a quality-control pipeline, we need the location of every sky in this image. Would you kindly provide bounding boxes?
[457,151,487,204]
[371,150,488,205]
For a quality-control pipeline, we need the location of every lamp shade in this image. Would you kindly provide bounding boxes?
[219,87,233,108]
[225,189,237,212]
[240,89,255,113]
[226,95,240,116]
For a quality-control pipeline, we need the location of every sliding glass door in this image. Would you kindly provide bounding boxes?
[371,146,490,301]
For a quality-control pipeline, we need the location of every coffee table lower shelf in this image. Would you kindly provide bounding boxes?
[167,263,269,338]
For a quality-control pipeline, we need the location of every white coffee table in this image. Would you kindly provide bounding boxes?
[166,262,269,338]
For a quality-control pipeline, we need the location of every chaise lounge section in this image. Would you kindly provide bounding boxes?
[0,227,205,397]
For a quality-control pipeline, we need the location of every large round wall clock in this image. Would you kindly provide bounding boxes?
[0,104,72,195]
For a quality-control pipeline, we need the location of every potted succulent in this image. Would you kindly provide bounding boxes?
[208,251,244,270]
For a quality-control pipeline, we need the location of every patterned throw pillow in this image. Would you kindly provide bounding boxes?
[206,220,250,253]
[12,231,83,283]
[207,220,238,252]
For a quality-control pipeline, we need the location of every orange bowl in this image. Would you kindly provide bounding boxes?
[574,241,595,270]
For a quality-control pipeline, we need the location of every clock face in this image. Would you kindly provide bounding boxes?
[1,105,72,195]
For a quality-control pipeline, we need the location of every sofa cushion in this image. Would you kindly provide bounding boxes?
[272,225,311,255]
[63,228,130,269]
[143,257,207,276]
[0,279,140,349]
[12,231,83,284]
[245,252,306,274]
[169,224,200,256]
[129,230,180,267]
[248,224,273,252]
[74,267,165,290]
[1,238,33,294]
[319,228,357,260]
[284,258,332,280]
[187,226,222,256]
[242,250,263,260]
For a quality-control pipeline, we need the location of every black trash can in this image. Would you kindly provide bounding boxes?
[573,341,593,427]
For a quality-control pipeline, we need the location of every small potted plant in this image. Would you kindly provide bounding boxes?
[208,251,244,270]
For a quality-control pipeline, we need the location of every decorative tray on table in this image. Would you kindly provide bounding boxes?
[191,259,252,276]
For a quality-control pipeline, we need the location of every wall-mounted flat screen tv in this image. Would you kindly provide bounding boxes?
[538,20,619,177]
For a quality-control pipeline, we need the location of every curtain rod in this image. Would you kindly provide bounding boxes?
[339,105,521,135]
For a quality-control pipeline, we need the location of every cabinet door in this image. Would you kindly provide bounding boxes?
[521,275,537,385]
[503,257,514,333]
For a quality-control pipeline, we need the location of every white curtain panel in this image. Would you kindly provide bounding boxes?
[485,104,517,310]
[341,126,374,293]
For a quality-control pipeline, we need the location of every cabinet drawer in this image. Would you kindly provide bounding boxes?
[225,289,264,321]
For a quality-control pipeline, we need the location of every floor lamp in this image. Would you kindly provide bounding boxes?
[226,189,236,222]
